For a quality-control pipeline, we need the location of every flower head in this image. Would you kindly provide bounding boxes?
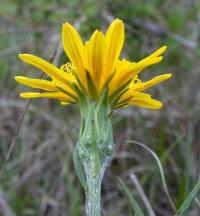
[15,19,171,109]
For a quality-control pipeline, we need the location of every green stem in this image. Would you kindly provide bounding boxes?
[86,174,102,216]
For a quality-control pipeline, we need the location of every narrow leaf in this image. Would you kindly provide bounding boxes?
[126,140,176,212]
[117,177,145,216]
[176,175,200,216]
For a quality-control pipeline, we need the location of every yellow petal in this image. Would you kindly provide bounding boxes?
[133,74,172,91]
[109,56,166,96]
[116,57,163,81]
[117,91,162,109]
[122,46,167,78]
[138,46,167,65]
[20,92,75,103]
[105,19,124,74]
[129,97,163,109]
[147,46,167,58]
[62,23,87,87]
[137,56,163,67]
[15,76,57,91]
[108,45,165,96]
[18,54,77,95]
[129,92,162,109]
[19,54,64,80]
[133,57,163,77]
[109,59,136,94]
[84,30,105,87]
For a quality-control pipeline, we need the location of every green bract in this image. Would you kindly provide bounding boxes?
[74,89,114,216]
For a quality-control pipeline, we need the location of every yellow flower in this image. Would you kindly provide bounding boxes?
[15,19,171,109]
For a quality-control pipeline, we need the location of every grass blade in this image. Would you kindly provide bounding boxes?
[126,140,176,212]
[176,175,200,216]
[130,173,156,216]
[117,177,145,216]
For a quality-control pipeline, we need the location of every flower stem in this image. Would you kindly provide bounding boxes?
[86,175,102,216]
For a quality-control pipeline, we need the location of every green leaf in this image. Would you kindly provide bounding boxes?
[176,175,200,216]
[117,177,145,216]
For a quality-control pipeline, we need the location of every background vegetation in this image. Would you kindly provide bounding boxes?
[0,0,200,215]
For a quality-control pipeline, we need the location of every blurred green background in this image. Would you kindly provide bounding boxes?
[0,0,200,215]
